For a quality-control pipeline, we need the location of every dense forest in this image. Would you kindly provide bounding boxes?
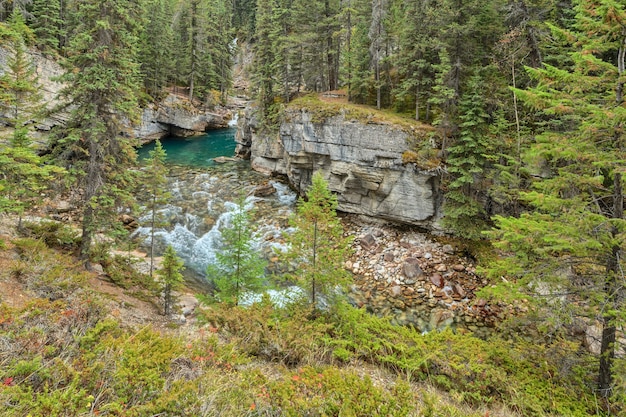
[0,0,625,415]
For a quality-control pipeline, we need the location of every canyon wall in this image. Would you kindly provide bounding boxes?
[236,107,443,229]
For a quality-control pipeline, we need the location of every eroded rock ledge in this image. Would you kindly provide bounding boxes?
[236,106,443,229]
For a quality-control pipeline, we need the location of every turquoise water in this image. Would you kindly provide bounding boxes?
[137,128,237,168]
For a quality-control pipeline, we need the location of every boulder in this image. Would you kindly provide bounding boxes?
[254,183,277,197]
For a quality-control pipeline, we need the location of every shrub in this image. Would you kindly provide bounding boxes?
[21,220,80,250]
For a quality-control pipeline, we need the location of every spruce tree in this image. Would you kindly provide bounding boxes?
[0,15,63,228]
[0,12,42,143]
[158,245,185,316]
[442,74,491,239]
[252,0,278,125]
[282,172,353,311]
[142,139,170,278]
[30,0,63,54]
[206,195,267,306]
[139,0,175,99]
[52,0,142,264]
[486,0,625,402]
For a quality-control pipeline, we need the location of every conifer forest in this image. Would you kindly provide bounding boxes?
[0,0,625,415]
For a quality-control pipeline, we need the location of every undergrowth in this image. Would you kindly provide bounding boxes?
[0,237,612,416]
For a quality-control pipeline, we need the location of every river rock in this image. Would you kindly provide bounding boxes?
[402,258,423,279]
[452,264,465,272]
[453,283,466,298]
[390,285,403,298]
[360,233,377,251]
[383,252,395,262]
[253,183,277,197]
[430,273,444,288]
[213,156,238,164]
[442,244,455,254]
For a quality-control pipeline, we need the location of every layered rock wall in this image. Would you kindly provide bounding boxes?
[0,46,227,140]
[237,107,442,228]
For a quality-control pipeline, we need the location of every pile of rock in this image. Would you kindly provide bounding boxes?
[344,218,515,337]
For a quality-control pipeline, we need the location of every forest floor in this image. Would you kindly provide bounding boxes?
[0,212,530,416]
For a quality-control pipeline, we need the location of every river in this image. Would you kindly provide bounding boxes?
[134,128,297,287]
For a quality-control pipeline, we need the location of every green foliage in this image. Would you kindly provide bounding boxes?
[140,139,170,277]
[257,366,414,416]
[52,0,142,261]
[30,0,64,54]
[0,145,65,223]
[484,0,626,403]
[281,172,353,310]
[442,74,491,239]
[206,194,267,306]
[20,220,81,250]
[10,237,88,299]
[157,245,185,315]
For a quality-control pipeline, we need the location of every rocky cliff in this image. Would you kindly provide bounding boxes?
[236,106,443,228]
[0,46,227,140]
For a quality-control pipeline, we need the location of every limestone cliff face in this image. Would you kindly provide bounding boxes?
[236,107,442,228]
[0,46,227,140]
[0,47,67,130]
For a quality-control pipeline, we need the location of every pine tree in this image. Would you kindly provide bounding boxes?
[30,0,63,54]
[157,245,185,316]
[206,195,267,306]
[442,74,490,239]
[142,139,170,278]
[0,12,42,143]
[486,0,625,402]
[139,0,175,99]
[52,0,142,265]
[282,172,353,311]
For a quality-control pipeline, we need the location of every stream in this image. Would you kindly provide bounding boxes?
[134,127,298,292]
[133,127,496,334]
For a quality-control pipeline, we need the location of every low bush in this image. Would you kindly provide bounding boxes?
[20,220,81,250]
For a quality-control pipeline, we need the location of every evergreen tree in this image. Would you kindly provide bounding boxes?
[442,74,490,239]
[282,172,353,311]
[0,12,41,145]
[52,0,142,264]
[157,245,185,316]
[0,144,64,229]
[206,195,267,306]
[393,0,438,120]
[0,14,63,228]
[139,0,175,99]
[368,0,387,109]
[29,0,63,54]
[252,0,278,124]
[486,0,625,402]
[142,139,170,278]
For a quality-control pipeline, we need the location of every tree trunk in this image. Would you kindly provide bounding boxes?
[598,172,624,398]
[149,194,156,278]
[79,136,102,267]
[312,220,317,308]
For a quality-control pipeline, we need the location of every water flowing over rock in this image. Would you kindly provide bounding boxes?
[236,107,443,229]
[133,164,297,279]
